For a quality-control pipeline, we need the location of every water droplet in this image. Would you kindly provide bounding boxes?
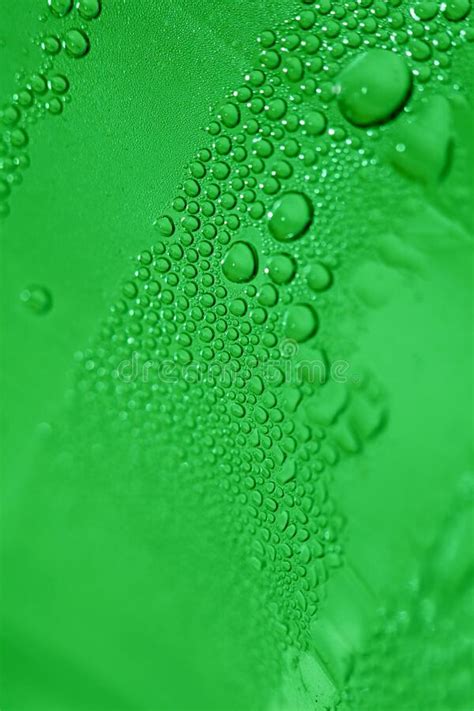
[29,74,48,95]
[229,297,248,316]
[155,215,175,236]
[284,303,319,343]
[46,97,63,115]
[412,1,438,20]
[48,74,69,94]
[266,253,296,285]
[335,49,412,127]
[305,110,327,136]
[20,285,53,315]
[389,95,453,184]
[63,29,90,58]
[41,35,61,55]
[268,191,313,242]
[442,0,471,20]
[221,241,258,283]
[266,98,287,120]
[307,262,333,292]
[10,128,28,148]
[0,179,10,199]
[122,281,138,299]
[257,283,279,307]
[1,105,20,126]
[76,0,102,20]
[219,102,241,128]
[48,0,73,17]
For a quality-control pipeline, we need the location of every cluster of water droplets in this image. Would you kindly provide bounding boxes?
[5,0,472,692]
[0,0,101,218]
[65,0,472,660]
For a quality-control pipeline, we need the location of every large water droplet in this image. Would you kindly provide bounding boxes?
[268,191,313,242]
[389,95,453,184]
[221,241,258,283]
[335,49,412,127]
[442,0,471,21]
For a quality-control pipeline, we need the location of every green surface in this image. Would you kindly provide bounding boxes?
[1,1,473,710]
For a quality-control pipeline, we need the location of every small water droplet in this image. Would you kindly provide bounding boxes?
[335,49,412,127]
[20,285,53,315]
